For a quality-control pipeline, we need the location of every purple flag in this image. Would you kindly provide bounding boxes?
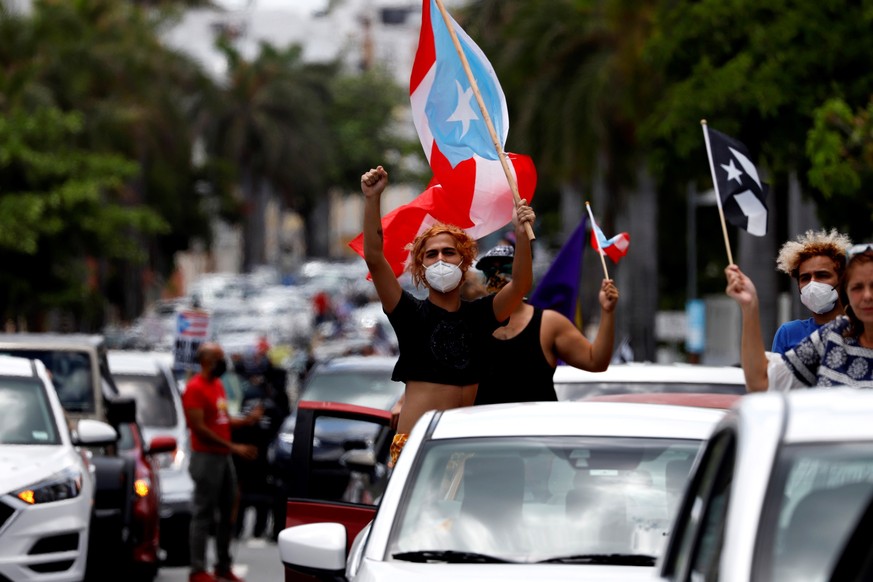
[529,216,587,324]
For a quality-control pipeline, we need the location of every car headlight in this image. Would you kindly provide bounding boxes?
[15,466,83,505]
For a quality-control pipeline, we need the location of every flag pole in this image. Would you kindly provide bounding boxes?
[701,119,735,265]
[433,0,535,241]
[585,201,610,280]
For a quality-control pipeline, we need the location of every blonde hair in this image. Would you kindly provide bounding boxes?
[405,223,478,288]
[775,229,853,279]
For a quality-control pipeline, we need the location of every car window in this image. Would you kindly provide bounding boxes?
[116,422,136,452]
[387,436,701,564]
[555,382,745,400]
[0,349,95,413]
[0,376,61,445]
[664,430,736,581]
[308,414,393,504]
[303,370,404,410]
[758,443,873,581]
[114,373,178,428]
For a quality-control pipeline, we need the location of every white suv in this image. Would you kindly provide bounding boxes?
[0,355,117,582]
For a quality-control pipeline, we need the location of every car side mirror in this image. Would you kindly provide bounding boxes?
[278,523,347,582]
[340,449,376,475]
[73,419,119,447]
[147,435,177,455]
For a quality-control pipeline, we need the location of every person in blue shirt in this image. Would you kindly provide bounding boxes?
[770,229,852,354]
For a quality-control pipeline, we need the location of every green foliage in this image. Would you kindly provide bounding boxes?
[0,106,168,323]
[807,97,873,231]
[327,65,411,186]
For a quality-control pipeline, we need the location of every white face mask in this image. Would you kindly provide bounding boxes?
[424,261,463,293]
[800,280,838,314]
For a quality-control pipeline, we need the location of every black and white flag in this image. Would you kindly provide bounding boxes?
[704,126,769,236]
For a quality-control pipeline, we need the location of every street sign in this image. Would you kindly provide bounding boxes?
[174,309,211,371]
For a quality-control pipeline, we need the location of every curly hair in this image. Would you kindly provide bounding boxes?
[840,250,873,339]
[405,223,478,288]
[775,228,853,280]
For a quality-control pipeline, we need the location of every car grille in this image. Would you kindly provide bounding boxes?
[0,500,14,531]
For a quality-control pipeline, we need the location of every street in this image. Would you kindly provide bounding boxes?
[157,536,285,582]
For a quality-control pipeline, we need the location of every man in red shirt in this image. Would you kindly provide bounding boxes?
[182,343,262,582]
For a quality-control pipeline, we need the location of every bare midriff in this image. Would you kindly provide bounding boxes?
[397,380,477,434]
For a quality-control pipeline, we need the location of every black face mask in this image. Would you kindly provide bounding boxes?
[211,360,228,379]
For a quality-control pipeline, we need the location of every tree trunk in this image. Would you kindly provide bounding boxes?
[616,161,657,362]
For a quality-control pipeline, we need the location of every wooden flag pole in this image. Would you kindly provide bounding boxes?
[585,202,610,280]
[433,0,535,241]
[701,119,735,265]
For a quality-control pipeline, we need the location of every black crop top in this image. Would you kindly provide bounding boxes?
[386,291,506,385]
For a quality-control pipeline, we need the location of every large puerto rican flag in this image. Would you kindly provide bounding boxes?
[349,0,536,277]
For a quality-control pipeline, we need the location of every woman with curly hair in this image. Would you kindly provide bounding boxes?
[771,229,853,354]
[360,165,535,464]
[726,243,873,391]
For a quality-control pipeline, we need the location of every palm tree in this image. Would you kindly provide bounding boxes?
[463,0,661,359]
[205,41,337,268]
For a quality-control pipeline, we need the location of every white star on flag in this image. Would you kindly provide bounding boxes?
[446,80,479,138]
[720,158,743,184]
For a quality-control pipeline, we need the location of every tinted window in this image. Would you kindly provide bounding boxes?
[665,431,735,580]
[0,349,95,413]
[387,436,701,564]
[114,373,178,428]
[303,370,404,410]
[760,443,873,582]
[0,376,60,445]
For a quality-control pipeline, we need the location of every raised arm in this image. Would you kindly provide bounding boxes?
[361,165,402,313]
[724,264,769,392]
[493,199,535,321]
[551,279,619,371]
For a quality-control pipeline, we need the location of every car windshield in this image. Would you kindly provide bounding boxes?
[387,436,700,564]
[303,369,404,410]
[0,377,60,445]
[555,382,745,400]
[114,373,178,428]
[0,349,95,413]
[761,442,873,581]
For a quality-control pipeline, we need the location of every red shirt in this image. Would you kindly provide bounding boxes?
[182,373,231,454]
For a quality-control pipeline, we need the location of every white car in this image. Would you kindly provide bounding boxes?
[656,388,873,582]
[0,355,117,582]
[107,349,194,565]
[553,362,746,401]
[278,400,726,581]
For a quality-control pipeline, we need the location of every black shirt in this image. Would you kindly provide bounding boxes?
[475,307,558,404]
[387,291,506,385]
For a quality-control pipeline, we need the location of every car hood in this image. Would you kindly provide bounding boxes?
[354,559,655,581]
[0,445,78,495]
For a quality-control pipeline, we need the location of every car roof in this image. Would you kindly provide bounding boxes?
[314,355,398,373]
[107,350,173,375]
[0,354,41,377]
[737,388,873,444]
[430,401,725,440]
[552,362,745,385]
[0,333,104,350]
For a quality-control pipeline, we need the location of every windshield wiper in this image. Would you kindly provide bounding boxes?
[393,550,515,564]
[537,553,656,566]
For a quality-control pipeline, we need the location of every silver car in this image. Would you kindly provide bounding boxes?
[107,350,194,565]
